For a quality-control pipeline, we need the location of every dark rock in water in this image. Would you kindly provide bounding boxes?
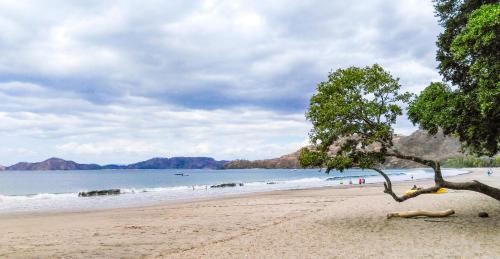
[478,212,489,218]
[210,183,244,188]
[79,189,121,197]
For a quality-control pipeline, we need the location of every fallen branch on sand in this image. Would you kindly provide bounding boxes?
[387,209,455,219]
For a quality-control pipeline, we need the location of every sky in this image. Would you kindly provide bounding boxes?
[0,0,443,165]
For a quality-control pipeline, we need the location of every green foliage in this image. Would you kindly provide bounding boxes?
[299,64,411,172]
[410,1,500,157]
[441,156,500,167]
[450,4,500,114]
[407,83,456,135]
[434,0,497,89]
[299,148,325,168]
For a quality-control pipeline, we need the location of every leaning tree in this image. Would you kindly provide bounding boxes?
[299,64,500,201]
[414,1,500,156]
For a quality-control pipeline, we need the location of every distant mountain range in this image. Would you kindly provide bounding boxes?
[224,130,463,169]
[125,157,227,169]
[0,130,467,171]
[1,157,227,171]
[6,158,102,171]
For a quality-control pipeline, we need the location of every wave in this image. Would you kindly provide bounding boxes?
[0,192,77,202]
[0,169,468,206]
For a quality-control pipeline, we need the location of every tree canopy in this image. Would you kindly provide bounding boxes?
[299,64,500,201]
[299,1,500,202]
[408,1,500,156]
[299,64,411,172]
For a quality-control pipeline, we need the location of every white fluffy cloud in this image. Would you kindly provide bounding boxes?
[0,0,442,165]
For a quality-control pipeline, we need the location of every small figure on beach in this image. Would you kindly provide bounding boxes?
[411,175,414,180]
[358,178,362,185]
[487,169,493,176]
[411,185,423,191]
[362,178,366,184]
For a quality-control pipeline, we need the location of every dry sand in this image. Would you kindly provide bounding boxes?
[0,168,499,258]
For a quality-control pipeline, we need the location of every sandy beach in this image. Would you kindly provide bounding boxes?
[0,168,499,258]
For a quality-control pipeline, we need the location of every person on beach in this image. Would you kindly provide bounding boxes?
[487,169,492,176]
[411,185,423,191]
[358,178,362,185]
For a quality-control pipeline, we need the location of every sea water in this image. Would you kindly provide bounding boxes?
[0,168,467,214]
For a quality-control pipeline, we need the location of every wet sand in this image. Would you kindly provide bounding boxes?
[0,168,499,258]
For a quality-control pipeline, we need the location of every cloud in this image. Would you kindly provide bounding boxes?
[0,81,310,164]
[0,0,443,165]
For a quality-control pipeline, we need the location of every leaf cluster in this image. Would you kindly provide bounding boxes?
[299,64,411,172]
[410,1,499,156]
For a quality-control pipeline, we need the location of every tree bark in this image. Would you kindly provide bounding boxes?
[387,209,455,219]
[380,151,500,202]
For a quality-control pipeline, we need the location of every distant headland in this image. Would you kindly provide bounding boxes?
[1,157,228,171]
[0,130,497,171]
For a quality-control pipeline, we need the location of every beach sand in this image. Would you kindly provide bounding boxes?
[0,168,499,258]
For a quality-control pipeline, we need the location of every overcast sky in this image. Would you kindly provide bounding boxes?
[0,0,443,165]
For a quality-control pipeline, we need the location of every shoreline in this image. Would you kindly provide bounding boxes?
[1,168,498,258]
[0,168,471,217]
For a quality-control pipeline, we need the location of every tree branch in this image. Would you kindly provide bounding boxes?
[442,179,500,200]
[383,150,500,201]
[370,167,442,202]
[385,150,437,169]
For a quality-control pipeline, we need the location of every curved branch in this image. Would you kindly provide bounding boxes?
[386,150,445,185]
[385,150,437,169]
[387,209,455,219]
[384,150,500,201]
[442,180,500,200]
[370,168,442,202]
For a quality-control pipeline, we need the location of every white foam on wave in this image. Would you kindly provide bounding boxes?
[120,185,193,194]
[0,192,77,202]
[0,169,469,214]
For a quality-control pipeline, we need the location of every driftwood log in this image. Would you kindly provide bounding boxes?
[387,209,455,219]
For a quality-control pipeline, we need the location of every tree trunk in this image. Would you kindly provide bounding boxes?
[441,180,500,201]
[387,209,455,219]
[380,151,500,202]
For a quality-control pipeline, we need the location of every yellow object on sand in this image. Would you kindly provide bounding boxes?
[434,188,447,194]
[404,188,446,195]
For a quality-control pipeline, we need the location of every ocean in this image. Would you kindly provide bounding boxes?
[0,168,467,214]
